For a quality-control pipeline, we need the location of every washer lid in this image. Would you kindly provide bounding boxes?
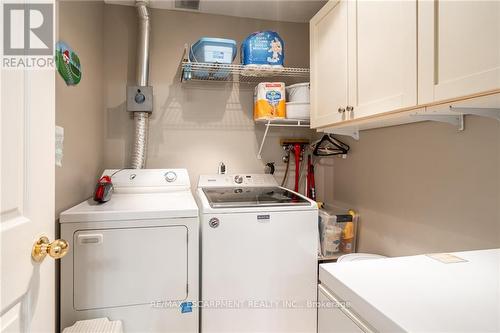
[202,186,310,208]
[60,191,198,223]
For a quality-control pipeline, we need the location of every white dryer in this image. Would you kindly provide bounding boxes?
[60,169,199,332]
[196,174,318,333]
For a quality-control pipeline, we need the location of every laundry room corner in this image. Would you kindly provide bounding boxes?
[3,0,499,332]
[331,116,500,257]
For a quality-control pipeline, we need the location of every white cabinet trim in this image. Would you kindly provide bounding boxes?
[318,284,375,333]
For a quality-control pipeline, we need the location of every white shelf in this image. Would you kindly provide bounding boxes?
[256,118,311,159]
[256,118,310,127]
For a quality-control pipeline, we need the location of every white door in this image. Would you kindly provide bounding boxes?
[310,0,349,129]
[1,47,57,333]
[418,0,500,104]
[348,0,417,119]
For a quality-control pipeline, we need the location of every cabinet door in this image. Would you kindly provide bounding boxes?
[310,0,349,129]
[418,0,500,104]
[348,0,417,120]
[318,285,366,333]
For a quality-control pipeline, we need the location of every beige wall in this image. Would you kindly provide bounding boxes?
[56,1,105,215]
[103,5,311,189]
[323,116,500,256]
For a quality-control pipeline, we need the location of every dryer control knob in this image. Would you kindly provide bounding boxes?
[165,171,177,183]
[234,175,243,184]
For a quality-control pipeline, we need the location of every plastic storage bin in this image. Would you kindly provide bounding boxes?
[318,209,358,259]
[189,37,237,79]
[286,82,310,103]
[285,102,310,120]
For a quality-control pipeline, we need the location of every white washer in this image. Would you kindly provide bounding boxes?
[60,169,199,332]
[196,174,318,333]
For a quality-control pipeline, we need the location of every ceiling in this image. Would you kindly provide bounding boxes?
[104,0,327,23]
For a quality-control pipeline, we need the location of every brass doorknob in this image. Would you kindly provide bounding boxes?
[31,236,69,262]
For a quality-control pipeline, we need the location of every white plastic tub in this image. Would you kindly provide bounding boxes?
[286,82,310,103]
[286,102,310,120]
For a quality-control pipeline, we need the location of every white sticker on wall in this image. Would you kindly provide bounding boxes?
[56,126,64,167]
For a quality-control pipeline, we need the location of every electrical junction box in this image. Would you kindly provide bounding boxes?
[127,86,153,112]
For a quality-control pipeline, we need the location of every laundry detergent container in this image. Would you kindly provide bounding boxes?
[241,31,285,67]
[189,37,237,78]
[254,82,286,120]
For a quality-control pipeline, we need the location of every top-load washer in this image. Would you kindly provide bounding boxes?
[196,174,318,333]
[60,169,199,333]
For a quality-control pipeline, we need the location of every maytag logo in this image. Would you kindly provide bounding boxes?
[2,1,55,69]
[257,214,270,222]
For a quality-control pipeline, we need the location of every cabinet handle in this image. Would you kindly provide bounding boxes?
[338,107,346,114]
[346,106,354,112]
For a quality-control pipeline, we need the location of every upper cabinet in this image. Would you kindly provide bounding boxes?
[311,0,500,131]
[310,0,417,129]
[310,0,349,129]
[418,0,500,104]
[348,0,417,120]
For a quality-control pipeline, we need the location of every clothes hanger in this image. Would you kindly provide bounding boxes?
[312,134,350,156]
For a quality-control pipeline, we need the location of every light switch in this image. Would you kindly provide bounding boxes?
[55,126,64,167]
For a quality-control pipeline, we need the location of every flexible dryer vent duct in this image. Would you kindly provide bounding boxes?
[131,0,151,169]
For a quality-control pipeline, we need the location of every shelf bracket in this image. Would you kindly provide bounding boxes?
[322,127,359,140]
[409,111,464,131]
[180,44,192,83]
[256,119,311,159]
[449,107,500,122]
[257,120,271,160]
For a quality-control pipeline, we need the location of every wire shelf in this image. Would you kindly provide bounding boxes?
[181,61,310,85]
[180,45,309,86]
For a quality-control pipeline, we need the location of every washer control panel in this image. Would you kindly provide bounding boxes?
[198,174,278,187]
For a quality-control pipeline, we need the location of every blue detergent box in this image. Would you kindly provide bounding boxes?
[189,37,237,79]
[241,31,285,66]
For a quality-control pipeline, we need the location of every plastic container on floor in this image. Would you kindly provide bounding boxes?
[318,209,358,258]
